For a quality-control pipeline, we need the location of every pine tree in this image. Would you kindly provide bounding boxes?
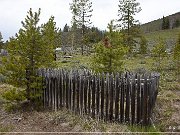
[162,16,170,29]
[92,20,128,73]
[139,36,147,55]
[152,38,167,71]
[0,8,54,101]
[70,0,93,55]
[63,24,69,32]
[0,32,3,50]
[117,0,141,53]
[41,16,60,60]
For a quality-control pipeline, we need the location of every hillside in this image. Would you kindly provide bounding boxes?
[144,27,180,51]
[141,12,180,33]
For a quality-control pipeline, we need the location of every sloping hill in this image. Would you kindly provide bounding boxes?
[141,12,180,33]
[144,27,180,51]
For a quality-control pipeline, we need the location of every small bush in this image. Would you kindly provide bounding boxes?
[2,88,26,112]
[2,88,26,102]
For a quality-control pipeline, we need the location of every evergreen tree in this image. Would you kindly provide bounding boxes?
[173,19,180,28]
[41,16,60,60]
[0,8,54,101]
[139,36,147,55]
[162,16,166,30]
[152,38,167,71]
[162,16,170,29]
[63,24,69,32]
[117,0,141,53]
[0,32,3,50]
[70,0,93,55]
[92,20,128,73]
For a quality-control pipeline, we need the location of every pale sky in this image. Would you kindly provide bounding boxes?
[0,0,179,41]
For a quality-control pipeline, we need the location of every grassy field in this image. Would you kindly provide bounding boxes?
[0,50,179,133]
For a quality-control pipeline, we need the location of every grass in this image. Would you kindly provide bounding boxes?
[0,51,179,132]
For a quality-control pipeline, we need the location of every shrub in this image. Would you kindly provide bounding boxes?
[2,88,26,112]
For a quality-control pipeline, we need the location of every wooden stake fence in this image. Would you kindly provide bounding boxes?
[38,69,160,126]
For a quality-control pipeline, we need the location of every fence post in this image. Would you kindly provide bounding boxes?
[115,74,120,121]
[92,75,96,118]
[96,74,100,119]
[131,74,136,125]
[120,74,125,123]
[109,74,114,121]
[101,73,105,120]
[136,74,141,124]
[125,73,130,123]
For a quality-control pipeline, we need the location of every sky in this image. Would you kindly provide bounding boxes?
[0,0,179,41]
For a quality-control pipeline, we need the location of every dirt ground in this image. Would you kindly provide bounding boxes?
[0,83,180,134]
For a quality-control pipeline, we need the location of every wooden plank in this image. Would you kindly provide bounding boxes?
[120,74,125,123]
[147,75,151,125]
[115,74,120,121]
[66,72,69,109]
[140,75,144,126]
[84,74,88,114]
[54,76,58,111]
[101,73,105,120]
[76,72,80,114]
[92,75,96,118]
[69,73,72,110]
[143,75,148,126]
[62,70,66,107]
[88,75,92,115]
[136,74,141,124]
[131,74,136,125]
[105,73,109,121]
[59,70,63,108]
[72,71,76,112]
[96,74,100,118]
[109,74,114,121]
[51,77,55,110]
[125,73,130,123]
[80,75,83,115]
[45,77,49,108]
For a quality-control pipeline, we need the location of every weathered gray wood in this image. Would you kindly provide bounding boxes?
[101,73,105,120]
[105,73,109,121]
[40,69,159,126]
[109,74,114,121]
[96,74,100,118]
[125,73,130,123]
[92,75,96,118]
[131,74,136,125]
[120,74,125,123]
[136,74,141,124]
[115,74,120,121]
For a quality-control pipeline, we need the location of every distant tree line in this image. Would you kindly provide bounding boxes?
[162,16,180,30]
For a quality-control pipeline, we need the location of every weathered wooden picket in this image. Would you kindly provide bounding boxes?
[38,69,160,126]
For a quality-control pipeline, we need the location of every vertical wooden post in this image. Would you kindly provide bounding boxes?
[76,72,80,114]
[115,74,120,121]
[84,73,88,114]
[120,74,125,123]
[136,74,141,124]
[125,73,130,123]
[131,74,136,125]
[80,75,84,115]
[109,74,114,121]
[96,74,100,118]
[88,75,92,115]
[143,75,148,126]
[105,73,109,121]
[101,73,105,120]
[92,75,96,118]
